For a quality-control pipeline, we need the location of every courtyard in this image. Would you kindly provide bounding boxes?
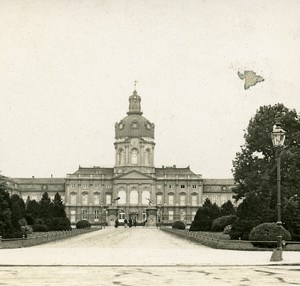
[1,228,300,285]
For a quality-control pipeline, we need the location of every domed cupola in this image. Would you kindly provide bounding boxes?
[115,90,155,139]
[128,90,142,115]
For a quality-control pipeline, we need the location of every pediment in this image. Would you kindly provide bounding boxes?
[114,170,153,180]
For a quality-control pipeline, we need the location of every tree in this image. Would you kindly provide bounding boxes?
[0,175,22,238]
[39,192,53,220]
[10,194,25,228]
[233,104,300,202]
[190,198,220,231]
[231,104,300,238]
[26,199,41,220]
[220,200,235,216]
[52,192,66,218]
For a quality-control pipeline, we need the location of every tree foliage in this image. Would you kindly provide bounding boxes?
[190,199,220,231]
[231,104,300,239]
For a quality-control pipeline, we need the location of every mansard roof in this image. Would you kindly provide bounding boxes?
[203,178,235,185]
[155,166,201,179]
[14,178,65,184]
[72,166,114,176]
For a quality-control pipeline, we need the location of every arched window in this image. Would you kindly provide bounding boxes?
[130,189,138,205]
[118,149,125,165]
[142,190,150,205]
[145,149,151,165]
[131,149,138,164]
[118,189,126,205]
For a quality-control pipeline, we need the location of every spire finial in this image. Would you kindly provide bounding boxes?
[134,80,138,91]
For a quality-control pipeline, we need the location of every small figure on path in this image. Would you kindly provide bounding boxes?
[124,218,128,228]
[143,219,147,227]
[133,218,137,227]
[128,218,132,228]
[115,219,119,228]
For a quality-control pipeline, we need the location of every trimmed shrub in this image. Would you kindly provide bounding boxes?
[172,221,185,230]
[76,220,91,229]
[211,215,237,232]
[32,223,49,232]
[47,217,72,231]
[249,222,291,248]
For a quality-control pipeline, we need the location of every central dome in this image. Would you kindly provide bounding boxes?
[115,90,154,139]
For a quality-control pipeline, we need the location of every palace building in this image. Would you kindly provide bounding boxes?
[11,89,235,225]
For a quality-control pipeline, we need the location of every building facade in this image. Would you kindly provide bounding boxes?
[12,90,236,225]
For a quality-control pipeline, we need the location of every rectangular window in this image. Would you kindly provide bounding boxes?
[157,194,162,204]
[50,195,54,201]
[31,195,37,201]
[83,184,88,189]
[82,194,88,205]
[168,194,174,205]
[71,210,76,223]
[168,211,174,221]
[118,212,125,220]
[211,195,217,204]
[71,194,76,204]
[180,194,186,206]
[94,194,99,205]
[157,185,162,190]
[22,195,27,202]
[71,184,75,189]
[94,184,100,189]
[168,185,174,189]
[106,185,111,189]
[61,195,65,203]
[192,185,197,189]
[94,210,99,221]
[181,185,185,189]
[106,194,111,205]
[221,195,227,205]
[82,209,88,220]
[191,195,197,206]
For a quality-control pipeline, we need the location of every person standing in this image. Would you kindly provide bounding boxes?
[133,218,137,227]
[115,219,119,228]
[128,218,132,228]
[124,218,128,228]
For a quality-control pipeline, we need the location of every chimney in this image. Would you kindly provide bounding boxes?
[32,176,34,179]
[173,165,176,168]
[51,174,53,178]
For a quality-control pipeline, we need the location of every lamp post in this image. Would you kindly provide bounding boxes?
[270,122,286,261]
[100,202,104,229]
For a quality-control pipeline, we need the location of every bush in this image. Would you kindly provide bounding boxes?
[32,223,49,232]
[223,225,232,234]
[211,215,237,232]
[249,222,291,248]
[172,221,185,230]
[47,217,72,231]
[21,225,33,236]
[76,220,91,229]
[24,214,35,225]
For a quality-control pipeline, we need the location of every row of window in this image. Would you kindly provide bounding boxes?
[70,184,112,189]
[69,192,199,206]
[70,209,197,223]
[22,195,65,202]
[71,184,199,189]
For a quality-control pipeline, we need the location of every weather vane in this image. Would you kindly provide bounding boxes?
[134,80,138,90]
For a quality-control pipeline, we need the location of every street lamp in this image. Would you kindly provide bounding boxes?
[270,122,286,261]
[100,202,104,229]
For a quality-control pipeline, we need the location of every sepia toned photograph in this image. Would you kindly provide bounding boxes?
[1,0,300,285]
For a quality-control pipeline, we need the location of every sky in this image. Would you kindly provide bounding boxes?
[0,0,300,179]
